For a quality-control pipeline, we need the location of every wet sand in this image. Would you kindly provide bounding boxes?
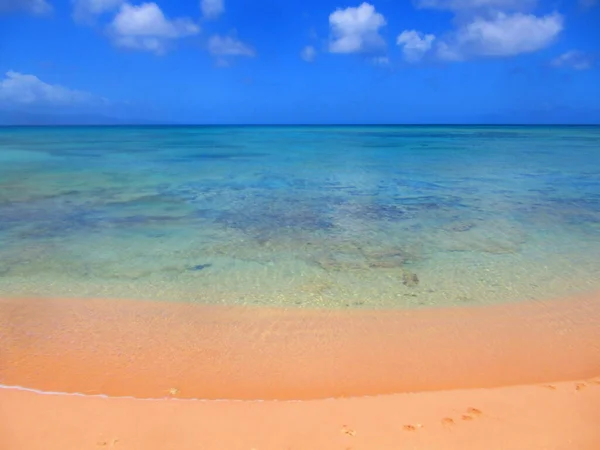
[1,292,600,448]
[2,294,600,399]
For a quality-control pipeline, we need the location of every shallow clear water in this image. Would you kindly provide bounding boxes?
[1,125,599,308]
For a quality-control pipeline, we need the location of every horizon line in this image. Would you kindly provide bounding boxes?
[2,123,600,128]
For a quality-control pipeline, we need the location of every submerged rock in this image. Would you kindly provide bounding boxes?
[361,246,417,268]
[312,244,419,272]
[367,259,404,269]
[367,253,406,269]
[402,271,419,287]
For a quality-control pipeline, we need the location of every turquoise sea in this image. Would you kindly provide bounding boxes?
[1,125,599,309]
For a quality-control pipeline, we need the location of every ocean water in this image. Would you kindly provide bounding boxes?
[0,125,599,309]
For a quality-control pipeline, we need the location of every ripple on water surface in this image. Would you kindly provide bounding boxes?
[1,125,599,308]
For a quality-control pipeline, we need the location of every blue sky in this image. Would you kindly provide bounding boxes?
[0,0,599,124]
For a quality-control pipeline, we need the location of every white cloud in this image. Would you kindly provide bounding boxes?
[415,0,536,12]
[72,0,123,23]
[301,45,317,62]
[552,51,594,70]
[411,0,562,63]
[0,0,52,15]
[208,35,255,57]
[0,71,102,106]
[107,2,200,54]
[437,12,563,60]
[200,0,223,19]
[397,30,435,62]
[328,2,386,54]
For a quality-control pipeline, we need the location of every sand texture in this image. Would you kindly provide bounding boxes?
[1,292,600,449]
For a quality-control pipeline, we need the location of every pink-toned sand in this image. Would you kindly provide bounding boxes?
[2,378,600,450]
[1,292,600,449]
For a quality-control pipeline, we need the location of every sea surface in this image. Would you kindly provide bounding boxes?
[1,125,599,309]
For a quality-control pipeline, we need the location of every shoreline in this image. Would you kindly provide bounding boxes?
[2,378,600,450]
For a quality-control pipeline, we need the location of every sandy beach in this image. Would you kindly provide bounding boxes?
[3,378,600,450]
[2,292,600,449]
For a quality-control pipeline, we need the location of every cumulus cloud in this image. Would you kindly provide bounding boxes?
[0,0,52,15]
[414,0,536,12]
[397,30,436,62]
[208,35,255,57]
[72,0,123,23]
[410,0,562,63]
[200,0,223,19]
[328,2,386,54]
[552,51,594,70]
[107,2,200,54]
[0,71,102,106]
[301,45,317,62]
[437,12,563,60]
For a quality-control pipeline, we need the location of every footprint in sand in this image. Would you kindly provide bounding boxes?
[466,407,483,416]
[575,382,587,391]
[341,425,356,436]
[97,439,119,447]
[403,424,423,431]
[442,408,482,426]
[460,407,484,422]
[542,384,557,390]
